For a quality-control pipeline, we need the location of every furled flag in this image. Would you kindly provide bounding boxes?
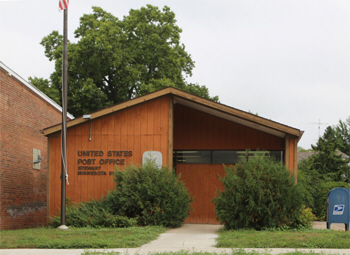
[59,0,69,11]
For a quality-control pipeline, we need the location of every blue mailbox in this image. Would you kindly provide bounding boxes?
[327,188,350,231]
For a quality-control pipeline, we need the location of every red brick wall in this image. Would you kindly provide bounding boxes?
[0,68,63,230]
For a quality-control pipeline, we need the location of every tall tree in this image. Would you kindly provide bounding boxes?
[335,117,350,155]
[29,77,60,103]
[311,126,350,182]
[298,117,350,219]
[32,5,218,117]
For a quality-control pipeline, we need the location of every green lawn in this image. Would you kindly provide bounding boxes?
[0,226,166,249]
[82,250,349,255]
[216,228,350,249]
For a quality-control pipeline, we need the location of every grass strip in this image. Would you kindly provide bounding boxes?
[216,228,350,249]
[0,226,166,249]
[81,249,349,255]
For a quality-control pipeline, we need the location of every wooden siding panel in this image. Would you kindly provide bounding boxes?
[140,102,148,136]
[251,129,258,149]
[147,101,154,135]
[207,114,215,149]
[160,96,169,135]
[85,131,94,201]
[134,105,141,136]
[67,133,75,203]
[114,111,121,136]
[177,164,226,224]
[127,107,135,136]
[127,135,134,165]
[81,123,90,203]
[90,134,98,200]
[105,134,113,193]
[93,119,103,199]
[173,105,284,151]
[229,122,238,149]
[153,135,161,153]
[237,124,244,149]
[153,98,161,134]
[120,110,127,136]
[196,165,203,223]
[256,130,265,150]
[289,137,295,172]
[140,135,147,158]
[74,126,82,204]
[49,137,58,217]
[189,165,196,224]
[48,97,170,217]
[133,135,141,166]
[209,165,218,224]
[178,164,190,224]
[202,165,210,224]
[161,134,168,167]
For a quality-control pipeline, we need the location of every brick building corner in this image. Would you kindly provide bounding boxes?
[0,61,73,230]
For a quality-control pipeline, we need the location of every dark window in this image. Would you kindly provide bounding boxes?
[174,150,211,164]
[174,150,283,165]
[212,151,240,164]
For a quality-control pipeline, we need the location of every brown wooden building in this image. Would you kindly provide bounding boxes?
[44,87,303,224]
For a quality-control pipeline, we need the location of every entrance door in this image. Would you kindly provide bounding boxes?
[177,164,225,224]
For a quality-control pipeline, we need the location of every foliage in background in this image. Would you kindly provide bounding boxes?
[298,165,349,220]
[30,5,218,117]
[295,206,317,228]
[105,160,193,227]
[50,198,137,228]
[213,152,305,230]
[311,126,350,183]
[312,181,349,220]
[297,159,318,210]
[298,116,350,219]
[334,116,350,155]
[297,146,313,152]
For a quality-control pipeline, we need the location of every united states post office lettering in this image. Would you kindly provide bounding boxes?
[76,150,133,175]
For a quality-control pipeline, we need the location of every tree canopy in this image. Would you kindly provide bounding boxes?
[31,5,218,117]
[335,116,350,155]
[311,126,350,182]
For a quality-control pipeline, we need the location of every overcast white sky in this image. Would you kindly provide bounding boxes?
[1,0,349,150]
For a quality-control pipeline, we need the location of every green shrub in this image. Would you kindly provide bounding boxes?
[297,156,350,220]
[312,181,349,220]
[213,152,304,230]
[50,198,137,228]
[295,205,317,228]
[106,160,193,227]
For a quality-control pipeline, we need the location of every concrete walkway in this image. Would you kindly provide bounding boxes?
[313,221,347,231]
[1,223,349,255]
[141,224,222,251]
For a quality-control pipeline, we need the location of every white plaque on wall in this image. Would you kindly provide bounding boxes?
[142,151,162,169]
[33,148,41,170]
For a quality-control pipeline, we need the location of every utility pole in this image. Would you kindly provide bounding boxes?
[310,119,328,138]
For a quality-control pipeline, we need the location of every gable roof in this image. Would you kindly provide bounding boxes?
[298,151,316,162]
[0,61,74,119]
[43,87,303,138]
